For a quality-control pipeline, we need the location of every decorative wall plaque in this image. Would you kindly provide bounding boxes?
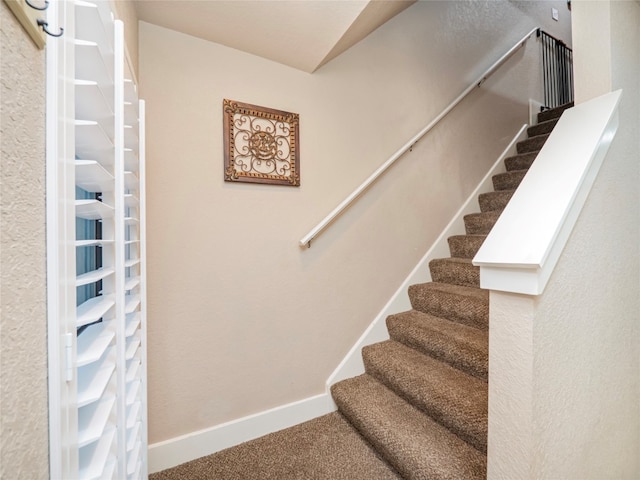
[223,99,300,186]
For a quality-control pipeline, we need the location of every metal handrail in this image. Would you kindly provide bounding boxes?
[299,27,540,248]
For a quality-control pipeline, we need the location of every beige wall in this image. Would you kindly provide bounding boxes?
[140,1,571,444]
[488,1,640,478]
[111,0,139,78]
[0,2,49,478]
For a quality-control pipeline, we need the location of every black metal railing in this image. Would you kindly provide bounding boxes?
[538,29,574,109]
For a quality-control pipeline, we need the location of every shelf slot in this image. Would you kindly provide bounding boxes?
[75,80,114,134]
[126,380,141,406]
[77,356,115,408]
[125,313,141,338]
[78,426,116,480]
[76,266,115,287]
[125,336,141,361]
[124,171,139,190]
[78,396,116,448]
[126,358,141,383]
[77,295,115,328]
[76,199,115,220]
[124,276,140,291]
[126,421,141,452]
[77,322,115,367]
[76,160,114,192]
[126,401,141,429]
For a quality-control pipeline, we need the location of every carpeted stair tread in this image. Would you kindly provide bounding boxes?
[492,169,527,191]
[331,375,487,480]
[527,118,559,137]
[447,234,486,258]
[464,210,501,235]
[538,101,574,123]
[429,257,479,288]
[516,133,549,154]
[149,412,402,480]
[478,190,513,212]
[408,282,488,330]
[386,310,488,380]
[504,151,538,171]
[362,341,488,453]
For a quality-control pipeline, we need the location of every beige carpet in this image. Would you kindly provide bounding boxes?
[151,103,571,480]
[150,412,401,480]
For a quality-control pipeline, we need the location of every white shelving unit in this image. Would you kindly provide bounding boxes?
[46,1,147,478]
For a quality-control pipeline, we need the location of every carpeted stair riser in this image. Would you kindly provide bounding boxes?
[429,258,479,288]
[492,169,527,191]
[504,151,538,171]
[478,190,513,212]
[408,282,489,330]
[527,118,558,137]
[538,102,574,123]
[362,341,487,453]
[516,133,549,154]
[447,234,486,258]
[331,375,487,480]
[386,311,488,380]
[464,211,501,235]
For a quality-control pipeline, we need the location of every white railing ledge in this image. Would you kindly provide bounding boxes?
[473,90,622,296]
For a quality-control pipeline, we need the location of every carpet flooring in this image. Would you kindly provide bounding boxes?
[150,103,571,480]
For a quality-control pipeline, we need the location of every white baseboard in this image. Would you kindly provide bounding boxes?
[529,99,545,125]
[148,393,335,473]
[148,124,529,474]
[325,123,529,388]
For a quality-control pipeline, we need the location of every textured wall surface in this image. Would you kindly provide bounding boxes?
[488,2,640,478]
[0,2,49,478]
[533,1,640,477]
[140,0,571,444]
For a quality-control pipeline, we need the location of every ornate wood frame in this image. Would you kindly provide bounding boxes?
[223,99,300,186]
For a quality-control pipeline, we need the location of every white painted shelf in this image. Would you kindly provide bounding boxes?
[125,336,141,361]
[75,37,112,82]
[75,80,113,127]
[124,276,140,291]
[78,426,116,480]
[127,440,141,475]
[124,149,138,172]
[124,258,140,269]
[75,120,114,165]
[126,380,141,406]
[76,159,114,192]
[76,239,113,248]
[78,396,116,447]
[77,295,115,328]
[124,171,138,190]
[124,124,138,150]
[126,401,141,429]
[126,358,141,383]
[76,199,114,220]
[77,358,115,408]
[77,322,115,367]
[127,421,141,452]
[76,266,115,287]
[124,194,139,208]
[125,313,140,337]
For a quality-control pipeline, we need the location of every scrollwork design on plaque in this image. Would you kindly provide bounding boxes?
[223,99,300,186]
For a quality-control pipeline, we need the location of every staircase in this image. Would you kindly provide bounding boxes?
[331,103,571,479]
[150,103,572,480]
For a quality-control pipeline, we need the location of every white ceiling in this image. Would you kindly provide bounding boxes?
[134,0,415,73]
